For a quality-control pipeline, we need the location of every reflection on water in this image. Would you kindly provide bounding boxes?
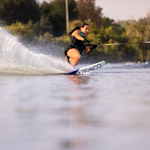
[0,64,150,150]
[68,75,90,85]
[66,75,90,150]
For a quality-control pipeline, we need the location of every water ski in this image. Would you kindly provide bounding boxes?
[66,61,105,75]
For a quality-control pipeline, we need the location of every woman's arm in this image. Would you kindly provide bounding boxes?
[72,30,84,41]
[72,30,95,54]
[85,44,97,54]
[84,46,91,54]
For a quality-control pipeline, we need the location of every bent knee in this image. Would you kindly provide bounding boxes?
[74,54,81,60]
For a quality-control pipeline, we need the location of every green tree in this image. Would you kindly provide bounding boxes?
[124,16,150,61]
[4,22,35,41]
[76,0,102,28]
[0,0,40,25]
[39,15,52,34]
[40,0,78,36]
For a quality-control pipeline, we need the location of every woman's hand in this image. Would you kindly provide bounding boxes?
[90,44,97,50]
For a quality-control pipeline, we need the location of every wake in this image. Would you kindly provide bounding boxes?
[0,27,73,75]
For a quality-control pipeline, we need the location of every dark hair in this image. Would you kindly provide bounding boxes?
[68,22,89,36]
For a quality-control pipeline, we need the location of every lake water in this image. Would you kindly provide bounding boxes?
[0,27,150,150]
[0,63,150,150]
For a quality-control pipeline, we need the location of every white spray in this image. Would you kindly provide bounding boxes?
[0,27,73,75]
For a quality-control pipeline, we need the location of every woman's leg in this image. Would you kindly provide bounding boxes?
[67,48,81,67]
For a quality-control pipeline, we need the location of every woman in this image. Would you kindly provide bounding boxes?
[64,23,97,67]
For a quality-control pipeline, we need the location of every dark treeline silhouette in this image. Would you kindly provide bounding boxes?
[0,0,102,36]
[0,0,40,25]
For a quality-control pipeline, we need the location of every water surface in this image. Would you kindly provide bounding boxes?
[0,63,150,150]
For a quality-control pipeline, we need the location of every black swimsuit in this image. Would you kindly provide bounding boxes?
[64,31,86,62]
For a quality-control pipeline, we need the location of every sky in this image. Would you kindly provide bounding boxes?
[37,0,150,21]
[95,0,150,21]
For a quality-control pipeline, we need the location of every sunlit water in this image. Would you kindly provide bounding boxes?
[0,27,150,150]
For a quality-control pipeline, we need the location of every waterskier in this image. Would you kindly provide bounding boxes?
[64,23,97,67]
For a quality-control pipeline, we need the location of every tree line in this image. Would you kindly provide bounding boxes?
[0,0,150,62]
[0,0,102,36]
